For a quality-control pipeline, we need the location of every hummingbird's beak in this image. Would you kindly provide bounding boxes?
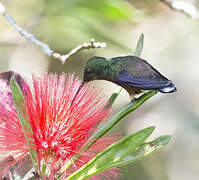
[83,73,88,83]
[70,82,85,106]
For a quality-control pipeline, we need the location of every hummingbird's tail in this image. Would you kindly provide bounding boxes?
[159,81,177,93]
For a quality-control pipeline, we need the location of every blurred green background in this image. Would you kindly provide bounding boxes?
[0,0,199,179]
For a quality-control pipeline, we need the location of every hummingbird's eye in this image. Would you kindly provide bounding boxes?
[86,68,91,73]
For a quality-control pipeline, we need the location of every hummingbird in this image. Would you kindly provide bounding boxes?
[82,55,177,101]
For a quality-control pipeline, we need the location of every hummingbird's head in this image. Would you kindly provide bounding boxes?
[83,56,109,82]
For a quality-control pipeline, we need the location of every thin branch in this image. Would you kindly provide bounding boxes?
[160,0,199,19]
[0,3,106,64]
[52,39,106,64]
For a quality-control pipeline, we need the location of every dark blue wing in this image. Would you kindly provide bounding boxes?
[116,71,170,90]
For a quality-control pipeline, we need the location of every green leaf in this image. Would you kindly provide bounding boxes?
[134,33,144,57]
[92,33,147,148]
[109,135,171,167]
[87,90,157,148]
[66,126,155,180]
[104,87,122,109]
[10,77,38,170]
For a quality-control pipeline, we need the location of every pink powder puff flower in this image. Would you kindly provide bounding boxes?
[0,72,120,179]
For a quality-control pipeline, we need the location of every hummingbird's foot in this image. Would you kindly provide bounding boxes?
[130,94,134,102]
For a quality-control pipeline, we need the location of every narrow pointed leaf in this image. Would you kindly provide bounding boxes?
[104,87,122,109]
[87,90,157,148]
[108,135,171,168]
[10,76,38,170]
[66,126,155,180]
[134,33,144,57]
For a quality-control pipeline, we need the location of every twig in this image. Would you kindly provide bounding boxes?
[160,0,199,19]
[52,39,106,64]
[0,3,106,64]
